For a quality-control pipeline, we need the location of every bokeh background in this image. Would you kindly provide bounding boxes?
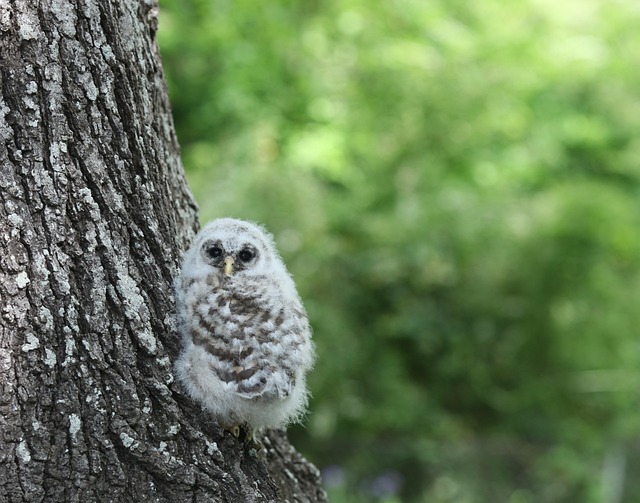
[157,1,640,501]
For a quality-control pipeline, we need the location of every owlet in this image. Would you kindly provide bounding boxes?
[174,218,315,437]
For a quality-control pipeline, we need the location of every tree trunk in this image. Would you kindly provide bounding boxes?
[0,1,326,501]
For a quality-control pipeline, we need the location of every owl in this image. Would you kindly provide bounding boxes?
[174,218,315,441]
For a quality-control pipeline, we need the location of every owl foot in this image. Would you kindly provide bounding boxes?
[219,422,262,453]
[220,422,241,438]
[242,428,265,455]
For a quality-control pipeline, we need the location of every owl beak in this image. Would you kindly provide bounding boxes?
[224,256,235,276]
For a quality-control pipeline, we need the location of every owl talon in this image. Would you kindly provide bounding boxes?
[249,440,265,457]
[244,430,264,455]
[221,422,241,438]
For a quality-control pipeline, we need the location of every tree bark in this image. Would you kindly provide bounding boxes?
[0,1,326,501]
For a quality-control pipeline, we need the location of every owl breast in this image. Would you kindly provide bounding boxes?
[184,274,309,400]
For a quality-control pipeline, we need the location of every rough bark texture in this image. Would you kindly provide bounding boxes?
[0,1,326,501]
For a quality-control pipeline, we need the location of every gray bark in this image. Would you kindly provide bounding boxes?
[0,1,326,501]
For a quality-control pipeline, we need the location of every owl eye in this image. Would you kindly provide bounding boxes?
[239,248,255,262]
[207,246,223,259]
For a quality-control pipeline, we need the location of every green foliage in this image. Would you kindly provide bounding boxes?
[158,0,640,500]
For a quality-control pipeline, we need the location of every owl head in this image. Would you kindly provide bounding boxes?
[183,218,284,279]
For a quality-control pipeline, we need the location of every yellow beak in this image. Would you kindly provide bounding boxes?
[224,256,235,277]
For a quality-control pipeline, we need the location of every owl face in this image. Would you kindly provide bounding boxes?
[201,239,259,276]
[193,218,278,278]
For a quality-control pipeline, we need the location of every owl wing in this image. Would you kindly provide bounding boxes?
[225,311,308,401]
